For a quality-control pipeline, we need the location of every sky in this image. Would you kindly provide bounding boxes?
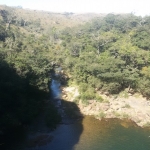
[0,0,150,16]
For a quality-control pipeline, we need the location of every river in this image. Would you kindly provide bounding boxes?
[41,78,150,150]
[28,115,150,150]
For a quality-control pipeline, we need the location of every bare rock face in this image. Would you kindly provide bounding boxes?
[100,103,110,111]
[62,85,150,127]
[96,106,100,111]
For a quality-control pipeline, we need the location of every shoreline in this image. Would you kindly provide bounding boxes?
[62,86,150,127]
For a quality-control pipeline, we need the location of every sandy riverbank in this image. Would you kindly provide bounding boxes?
[62,86,150,127]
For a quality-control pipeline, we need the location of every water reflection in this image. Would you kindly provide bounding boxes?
[32,116,150,150]
[73,117,150,150]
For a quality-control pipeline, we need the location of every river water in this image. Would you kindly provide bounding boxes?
[43,79,150,150]
[35,115,150,150]
[50,79,61,99]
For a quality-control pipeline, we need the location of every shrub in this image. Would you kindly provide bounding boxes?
[95,94,104,102]
[98,111,106,119]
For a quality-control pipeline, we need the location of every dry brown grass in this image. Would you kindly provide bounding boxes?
[0,5,104,30]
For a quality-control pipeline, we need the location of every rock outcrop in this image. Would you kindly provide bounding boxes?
[62,86,150,127]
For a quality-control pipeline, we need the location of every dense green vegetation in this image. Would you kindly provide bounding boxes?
[0,6,63,137]
[60,14,150,99]
[1,5,150,140]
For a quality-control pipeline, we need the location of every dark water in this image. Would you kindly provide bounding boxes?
[34,116,150,150]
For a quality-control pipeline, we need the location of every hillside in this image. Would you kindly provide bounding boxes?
[0,5,104,31]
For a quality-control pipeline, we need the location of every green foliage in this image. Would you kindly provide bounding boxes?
[95,94,104,102]
[61,14,150,98]
[0,60,48,131]
[138,77,150,97]
[131,28,150,50]
[143,122,150,127]
[123,104,131,108]
[119,91,129,98]
[79,92,95,101]
[122,113,129,119]
[78,84,95,99]
[113,111,121,117]
[0,25,7,41]
[98,111,106,119]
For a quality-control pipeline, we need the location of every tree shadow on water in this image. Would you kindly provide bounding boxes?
[45,99,84,150]
[24,99,84,150]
